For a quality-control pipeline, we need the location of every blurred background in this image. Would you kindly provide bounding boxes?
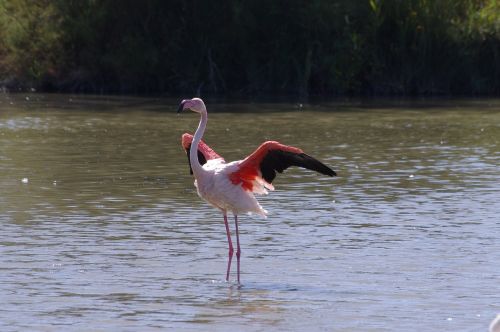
[0,0,499,97]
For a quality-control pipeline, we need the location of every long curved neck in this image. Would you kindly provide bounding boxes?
[190,109,208,176]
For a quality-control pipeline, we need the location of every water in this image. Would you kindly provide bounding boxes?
[1,94,499,331]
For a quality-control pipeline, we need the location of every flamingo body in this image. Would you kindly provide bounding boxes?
[182,133,268,215]
[196,159,268,216]
[177,98,336,283]
[182,134,335,215]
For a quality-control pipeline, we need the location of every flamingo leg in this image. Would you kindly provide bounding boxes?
[234,215,241,284]
[223,213,234,282]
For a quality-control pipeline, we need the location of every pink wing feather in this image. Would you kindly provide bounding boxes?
[181,133,224,174]
[229,141,336,192]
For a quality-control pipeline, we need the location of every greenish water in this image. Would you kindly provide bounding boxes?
[1,94,499,331]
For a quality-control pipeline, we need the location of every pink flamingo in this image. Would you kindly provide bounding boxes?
[177,98,336,283]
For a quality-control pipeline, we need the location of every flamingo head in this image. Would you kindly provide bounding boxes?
[177,98,206,114]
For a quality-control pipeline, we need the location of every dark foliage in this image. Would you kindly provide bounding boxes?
[1,0,499,96]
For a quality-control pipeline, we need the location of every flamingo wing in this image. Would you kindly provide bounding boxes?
[181,133,224,174]
[229,141,336,192]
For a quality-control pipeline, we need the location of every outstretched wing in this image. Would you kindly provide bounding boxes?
[181,133,224,175]
[229,141,336,192]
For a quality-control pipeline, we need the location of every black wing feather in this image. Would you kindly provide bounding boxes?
[260,150,336,184]
[185,144,207,175]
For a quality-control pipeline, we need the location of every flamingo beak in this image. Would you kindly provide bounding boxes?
[177,100,186,113]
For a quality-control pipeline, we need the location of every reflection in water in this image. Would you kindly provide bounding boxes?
[0,94,499,331]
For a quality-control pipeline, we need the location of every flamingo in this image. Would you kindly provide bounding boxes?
[177,97,336,283]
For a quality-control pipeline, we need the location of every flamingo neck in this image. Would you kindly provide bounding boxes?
[190,109,208,176]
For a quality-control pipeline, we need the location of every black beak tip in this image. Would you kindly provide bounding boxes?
[176,100,186,114]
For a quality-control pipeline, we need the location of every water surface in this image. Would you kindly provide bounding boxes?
[1,94,499,331]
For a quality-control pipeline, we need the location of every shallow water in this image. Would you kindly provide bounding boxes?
[1,94,499,331]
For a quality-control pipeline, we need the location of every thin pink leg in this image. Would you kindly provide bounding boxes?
[223,213,234,282]
[234,215,241,284]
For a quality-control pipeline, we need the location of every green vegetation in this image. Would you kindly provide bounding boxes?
[0,0,499,96]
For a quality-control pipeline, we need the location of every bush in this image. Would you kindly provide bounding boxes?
[0,0,499,96]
